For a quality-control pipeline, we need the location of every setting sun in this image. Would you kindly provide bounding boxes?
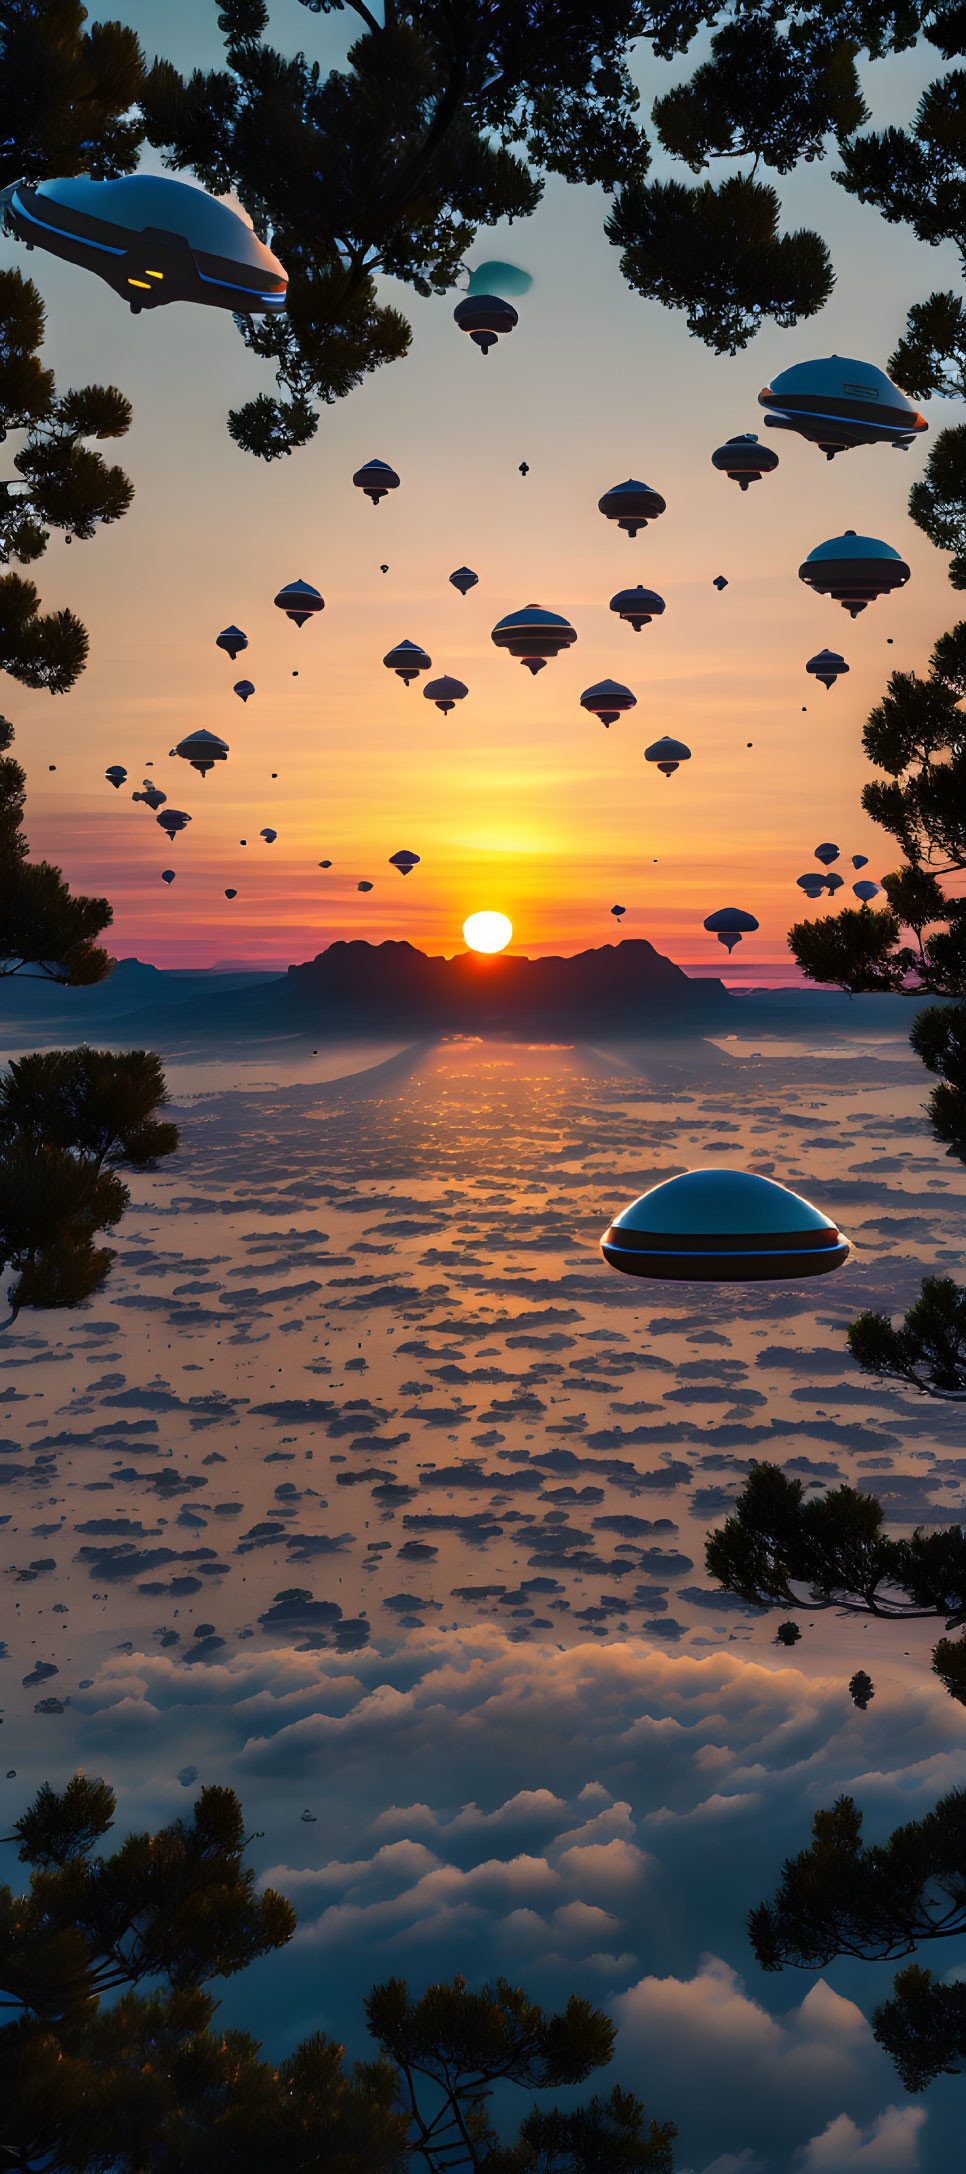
[462,910,513,954]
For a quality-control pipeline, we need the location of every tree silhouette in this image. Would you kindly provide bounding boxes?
[0,1046,179,1327]
[705,1461,966,1699]
[603,172,833,353]
[847,1274,966,1399]
[787,901,910,994]
[890,289,966,402]
[0,1,147,192]
[364,1972,675,2171]
[652,17,868,175]
[0,1777,674,2171]
[0,716,112,980]
[748,1790,966,2091]
[911,999,966,1159]
[908,424,966,588]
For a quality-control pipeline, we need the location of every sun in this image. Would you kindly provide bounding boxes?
[462,910,512,954]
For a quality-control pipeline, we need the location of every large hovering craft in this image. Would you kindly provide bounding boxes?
[710,434,778,490]
[353,459,399,504]
[453,293,518,352]
[384,639,432,685]
[274,578,324,626]
[759,354,927,457]
[491,605,576,674]
[0,173,287,315]
[610,585,665,631]
[175,729,229,778]
[600,1169,851,1282]
[598,479,666,536]
[703,907,758,952]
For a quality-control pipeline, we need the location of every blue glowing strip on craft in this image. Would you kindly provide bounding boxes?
[765,403,914,438]
[196,266,285,300]
[603,1240,846,1258]
[12,192,125,253]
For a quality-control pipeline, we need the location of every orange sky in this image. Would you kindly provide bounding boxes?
[3,9,962,980]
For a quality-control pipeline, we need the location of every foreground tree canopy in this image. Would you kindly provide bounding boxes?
[0,1045,179,1324]
[750,1790,966,2092]
[4,3,966,454]
[0,1774,676,2172]
[705,1461,966,1702]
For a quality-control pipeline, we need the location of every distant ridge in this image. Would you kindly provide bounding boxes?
[279,938,729,1031]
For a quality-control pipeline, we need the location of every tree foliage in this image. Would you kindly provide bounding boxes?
[705,1461,966,1699]
[364,1972,675,2171]
[908,423,966,588]
[911,999,966,1160]
[603,172,833,353]
[0,0,147,192]
[0,716,112,979]
[748,1791,966,2093]
[0,1777,674,2172]
[0,1046,179,1325]
[846,1273,966,1398]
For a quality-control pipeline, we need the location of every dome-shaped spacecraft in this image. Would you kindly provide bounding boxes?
[852,854,869,868]
[824,871,845,893]
[105,765,127,789]
[384,638,431,685]
[389,849,420,875]
[175,728,229,778]
[224,888,237,899]
[353,458,399,504]
[491,604,576,675]
[806,649,849,690]
[610,584,665,632]
[133,781,166,811]
[814,842,839,865]
[234,679,255,702]
[274,578,324,627]
[797,873,827,898]
[216,625,247,660]
[799,532,910,618]
[453,292,518,353]
[449,566,478,596]
[598,479,666,537]
[581,680,636,729]
[645,735,690,777]
[600,1168,851,1282]
[758,355,927,458]
[424,675,468,713]
[260,827,277,844]
[611,904,626,920]
[703,907,759,953]
[0,172,288,315]
[711,434,779,490]
[161,869,176,885]
[157,808,191,838]
[853,878,881,900]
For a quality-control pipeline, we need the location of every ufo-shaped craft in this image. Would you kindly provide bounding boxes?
[703,907,758,953]
[491,604,576,674]
[216,625,247,659]
[853,879,881,900]
[0,173,288,315]
[600,1168,851,1282]
[161,869,176,884]
[274,578,324,626]
[424,674,468,713]
[157,808,191,837]
[759,355,927,458]
[453,293,518,352]
[799,532,910,618]
[645,735,690,777]
[806,648,849,689]
[105,765,127,789]
[353,458,400,504]
[133,782,166,810]
[598,479,666,536]
[797,873,827,897]
[581,679,636,727]
[389,849,420,874]
[713,575,728,590]
[852,854,869,868]
[175,728,229,777]
[814,842,839,865]
[449,566,478,595]
[824,872,845,893]
[358,879,373,892]
[711,434,779,490]
[610,584,665,631]
[384,638,431,685]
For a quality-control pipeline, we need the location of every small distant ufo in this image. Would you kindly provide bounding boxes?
[610,585,665,632]
[353,458,400,504]
[453,293,518,353]
[598,479,666,536]
[711,434,778,490]
[645,736,690,777]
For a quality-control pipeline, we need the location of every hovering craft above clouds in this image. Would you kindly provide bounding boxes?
[759,354,927,457]
[0,173,287,314]
[600,1169,851,1283]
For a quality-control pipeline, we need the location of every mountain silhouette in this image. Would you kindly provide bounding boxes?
[274,938,730,1032]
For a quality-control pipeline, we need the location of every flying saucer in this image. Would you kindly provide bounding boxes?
[609,585,665,631]
[645,736,690,777]
[806,649,849,689]
[759,355,927,458]
[175,729,229,777]
[453,293,518,353]
[491,604,576,674]
[0,173,287,315]
[711,434,779,489]
[600,1168,851,1282]
[598,479,666,536]
[581,679,636,727]
[799,532,910,617]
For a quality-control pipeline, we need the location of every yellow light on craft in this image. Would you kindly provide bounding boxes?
[462,910,512,954]
[127,277,151,288]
